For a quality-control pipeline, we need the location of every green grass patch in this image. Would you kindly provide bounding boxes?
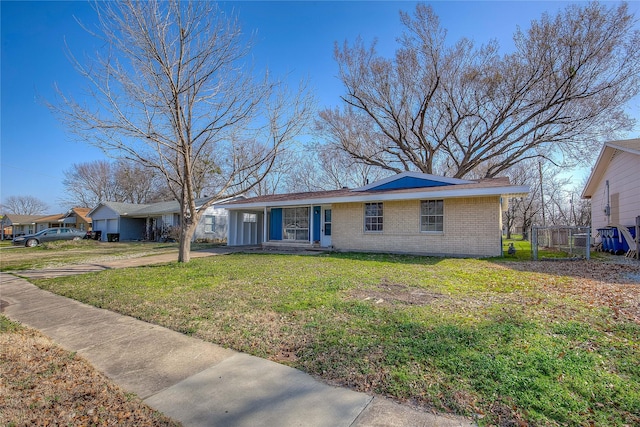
[0,315,23,333]
[32,252,640,426]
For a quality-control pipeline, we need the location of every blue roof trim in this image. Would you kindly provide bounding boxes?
[367,176,451,191]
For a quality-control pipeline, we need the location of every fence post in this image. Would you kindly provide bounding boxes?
[586,227,591,260]
[532,226,538,260]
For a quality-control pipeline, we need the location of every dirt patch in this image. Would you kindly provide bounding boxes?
[350,281,447,306]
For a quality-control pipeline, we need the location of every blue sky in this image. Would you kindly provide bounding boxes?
[2,1,639,213]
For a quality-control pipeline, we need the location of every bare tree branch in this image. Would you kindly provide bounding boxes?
[319,2,640,179]
[2,196,49,215]
[51,0,313,262]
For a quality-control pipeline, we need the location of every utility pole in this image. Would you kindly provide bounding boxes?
[636,216,640,260]
[538,161,546,226]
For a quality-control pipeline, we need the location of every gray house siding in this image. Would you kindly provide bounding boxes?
[194,205,229,241]
[88,197,242,243]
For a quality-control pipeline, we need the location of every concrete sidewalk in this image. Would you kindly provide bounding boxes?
[0,250,474,427]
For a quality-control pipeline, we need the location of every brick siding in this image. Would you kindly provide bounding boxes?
[332,197,503,257]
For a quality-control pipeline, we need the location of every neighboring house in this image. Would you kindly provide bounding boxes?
[59,207,92,231]
[35,213,66,232]
[88,196,242,242]
[0,214,42,239]
[222,172,529,258]
[0,208,92,239]
[1,216,8,238]
[581,138,640,245]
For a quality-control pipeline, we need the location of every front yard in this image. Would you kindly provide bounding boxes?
[0,239,218,271]
[15,247,640,426]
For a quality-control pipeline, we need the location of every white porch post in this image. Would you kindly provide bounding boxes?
[238,212,245,245]
[228,211,237,246]
[263,207,268,244]
[309,205,314,243]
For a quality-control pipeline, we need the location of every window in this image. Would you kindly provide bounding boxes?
[204,215,215,233]
[420,200,444,232]
[243,213,257,223]
[364,202,383,232]
[324,209,332,236]
[283,207,309,240]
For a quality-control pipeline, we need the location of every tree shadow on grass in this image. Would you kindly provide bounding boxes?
[323,251,446,266]
[489,257,640,285]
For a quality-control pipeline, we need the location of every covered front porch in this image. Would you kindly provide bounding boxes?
[227,205,332,249]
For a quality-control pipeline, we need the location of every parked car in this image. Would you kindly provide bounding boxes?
[12,227,86,247]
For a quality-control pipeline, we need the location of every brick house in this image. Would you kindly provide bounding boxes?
[222,172,529,257]
[33,208,92,232]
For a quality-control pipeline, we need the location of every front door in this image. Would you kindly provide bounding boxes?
[320,208,332,247]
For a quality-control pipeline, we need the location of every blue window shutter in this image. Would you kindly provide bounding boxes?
[270,208,282,240]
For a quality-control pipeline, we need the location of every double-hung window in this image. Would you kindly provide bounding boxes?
[364,202,383,232]
[204,215,215,233]
[420,200,444,232]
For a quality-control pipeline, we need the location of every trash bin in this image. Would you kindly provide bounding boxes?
[107,233,119,242]
[605,228,615,253]
[618,226,637,254]
[598,228,610,252]
[93,230,102,241]
[609,228,624,255]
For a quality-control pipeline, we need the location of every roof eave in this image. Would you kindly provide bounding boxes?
[581,144,613,199]
[581,139,640,199]
[225,185,530,210]
[353,171,474,191]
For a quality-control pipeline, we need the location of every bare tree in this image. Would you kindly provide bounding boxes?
[61,160,163,207]
[313,143,386,190]
[283,142,388,193]
[114,160,161,203]
[61,160,119,208]
[319,2,640,178]
[542,171,572,226]
[53,1,313,262]
[2,196,49,215]
[503,160,542,239]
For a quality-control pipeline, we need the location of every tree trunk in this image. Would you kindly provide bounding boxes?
[178,193,200,263]
[178,219,197,263]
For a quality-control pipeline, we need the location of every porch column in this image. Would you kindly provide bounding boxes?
[228,211,237,246]
[238,212,245,245]
[309,205,313,243]
[263,207,268,244]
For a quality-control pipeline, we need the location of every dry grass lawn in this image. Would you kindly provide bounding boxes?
[0,317,180,427]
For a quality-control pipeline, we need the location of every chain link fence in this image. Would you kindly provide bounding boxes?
[531,226,591,260]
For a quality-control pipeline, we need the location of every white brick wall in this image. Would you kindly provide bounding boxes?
[332,197,503,257]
